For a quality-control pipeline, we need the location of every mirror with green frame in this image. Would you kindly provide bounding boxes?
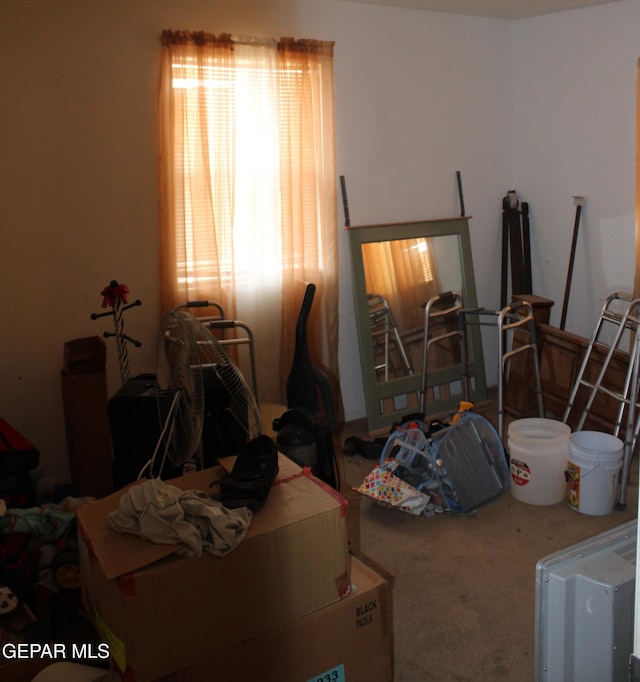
[347,217,487,432]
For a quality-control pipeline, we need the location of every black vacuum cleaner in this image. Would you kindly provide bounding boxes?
[273,283,339,490]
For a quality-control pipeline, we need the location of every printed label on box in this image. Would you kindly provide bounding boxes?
[95,610,125,672]
[306,662,345,682]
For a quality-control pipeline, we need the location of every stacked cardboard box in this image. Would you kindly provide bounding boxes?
[78,455,393,681]
[163,556,392,682]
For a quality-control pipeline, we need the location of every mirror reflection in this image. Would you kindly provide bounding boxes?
[362,235,463,383]
[347,217,486,433]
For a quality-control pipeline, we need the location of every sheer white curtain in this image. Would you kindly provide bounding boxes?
[228,39,284,402]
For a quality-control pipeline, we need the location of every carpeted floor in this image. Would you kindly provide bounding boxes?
[337,402,639,682]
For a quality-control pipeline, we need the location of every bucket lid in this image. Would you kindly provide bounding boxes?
[568,430,623,457]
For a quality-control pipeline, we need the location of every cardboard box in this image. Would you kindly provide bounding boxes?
[78,456,350,681]
[165,556,393,682]
[61,336,113,498]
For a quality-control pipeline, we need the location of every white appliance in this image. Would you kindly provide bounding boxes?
[535,519,637,682]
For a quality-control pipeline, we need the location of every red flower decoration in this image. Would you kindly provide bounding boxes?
[101,281,130,308]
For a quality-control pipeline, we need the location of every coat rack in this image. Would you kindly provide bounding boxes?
[91,280,142,385]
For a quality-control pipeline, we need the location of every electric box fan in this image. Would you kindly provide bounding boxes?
[148,309,263,479]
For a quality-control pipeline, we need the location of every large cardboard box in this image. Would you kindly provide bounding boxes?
[78,456,350,681]
[165,556,393,682]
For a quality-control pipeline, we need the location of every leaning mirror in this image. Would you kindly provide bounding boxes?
[347,217,487,432]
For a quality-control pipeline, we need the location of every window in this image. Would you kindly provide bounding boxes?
[411,239,435,284]
[158,32,339,406]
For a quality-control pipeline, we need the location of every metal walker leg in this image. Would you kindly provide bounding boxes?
[496,301,545,441]
[562,291,640,510]
[419,291,466,414]
[420,295,544,441]
[368,293,413,382]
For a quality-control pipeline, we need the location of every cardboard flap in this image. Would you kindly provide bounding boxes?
[77,478,183,579]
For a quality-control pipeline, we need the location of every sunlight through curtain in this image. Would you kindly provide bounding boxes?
[159,30,339,409]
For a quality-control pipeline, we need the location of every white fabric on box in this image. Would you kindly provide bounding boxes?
[107,478,251,557]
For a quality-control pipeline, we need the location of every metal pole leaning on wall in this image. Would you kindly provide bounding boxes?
[340,175,350,227]
[560,196,585,331]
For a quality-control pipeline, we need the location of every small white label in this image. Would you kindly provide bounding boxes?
[307,663,345,682]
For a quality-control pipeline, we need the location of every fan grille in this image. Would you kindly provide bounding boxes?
[156,311,206,467]
[156,310,262,472]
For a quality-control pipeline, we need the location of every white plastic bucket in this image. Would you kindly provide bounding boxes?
[567,431,623,516]
[508,418,571,505]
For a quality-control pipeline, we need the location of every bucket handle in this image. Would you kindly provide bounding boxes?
[565,459,619,482]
